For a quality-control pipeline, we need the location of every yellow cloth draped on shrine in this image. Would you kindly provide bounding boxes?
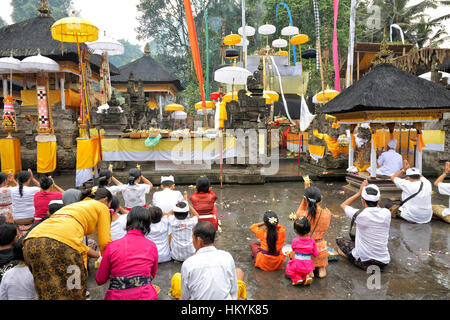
[76,138,101,170]
[312,130,340,158]
[0,138,22,174]
[308,144,325,158]
[37,141,57,173]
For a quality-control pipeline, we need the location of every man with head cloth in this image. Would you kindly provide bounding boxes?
[368,139,403,177]
[336,180,391,271]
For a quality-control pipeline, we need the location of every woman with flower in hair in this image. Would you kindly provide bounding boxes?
[295,179,331,278]
[249,211,286,271]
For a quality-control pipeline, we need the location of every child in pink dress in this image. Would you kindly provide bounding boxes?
[285,217,318,286]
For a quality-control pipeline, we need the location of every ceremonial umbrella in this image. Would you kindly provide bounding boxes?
[20,51,60,72]
[258,24,276,48]
[195,101,216,110]
[20,51,60,135]
[272,39,288,56]
[171,110,187,130]
[291,34,309,74]
[238,26,255,37]
[312,89,340,104]
[214,66,252,86]
[87,32,124,103]
[51,16,99,135]
[165,103,185,112]
[281,26,299,65]
[0,53,21,97]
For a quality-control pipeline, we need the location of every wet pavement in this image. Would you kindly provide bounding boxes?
[52,176,450,300]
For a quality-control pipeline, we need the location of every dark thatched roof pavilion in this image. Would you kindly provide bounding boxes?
[111,44,183,94]
[322,63,450,119]
[0,14,119,76]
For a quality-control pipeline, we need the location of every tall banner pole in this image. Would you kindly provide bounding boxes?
[346,0,356,88]
[333,0,341,91]
[242,0,247,69]
[184,0,206,126]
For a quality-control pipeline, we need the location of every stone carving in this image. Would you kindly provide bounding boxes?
[225,62,268,130]
[121,72,159,130]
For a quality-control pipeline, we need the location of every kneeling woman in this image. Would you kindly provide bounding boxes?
[96,206,159,300]
[250,211,286,271]
[23,188,113,300]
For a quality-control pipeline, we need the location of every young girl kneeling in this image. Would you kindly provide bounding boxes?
[285,217,318,286]
[250,211,286,271]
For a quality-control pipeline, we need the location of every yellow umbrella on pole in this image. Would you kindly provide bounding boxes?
[51,16,98,136]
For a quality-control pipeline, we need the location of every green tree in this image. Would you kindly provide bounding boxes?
[11,0,73,23]
[356,0,445,44]
[108,40,144,68]
[0,17,6,28]
[411,15,450,48]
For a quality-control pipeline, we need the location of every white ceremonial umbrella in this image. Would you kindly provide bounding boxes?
[86,32,124,56]
[238,26,256,37]
[214,66,252,103]
[272,38,288,48]
[214,66,252,85]
[87,32,124,103]
[281,26,299,36]
[258,24,276,48]
[258,24,276,35]
[0,53,21,96]
[20,52,60,72]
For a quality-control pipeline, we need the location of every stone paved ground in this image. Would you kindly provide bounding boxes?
[53,177,449,300]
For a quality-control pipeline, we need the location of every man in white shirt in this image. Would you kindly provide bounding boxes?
[336,180,391,271]
[367,139,403,177]
[152,176,184,214]
[179,221,246,300]
[432,161,450,224]
[390,161,433,224]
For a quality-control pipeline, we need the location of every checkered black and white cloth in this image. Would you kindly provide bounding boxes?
[313,0,321,70]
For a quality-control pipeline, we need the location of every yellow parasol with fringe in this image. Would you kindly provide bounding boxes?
[51,16,98,136]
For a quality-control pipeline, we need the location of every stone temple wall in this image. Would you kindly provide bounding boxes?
[423,112,450,175]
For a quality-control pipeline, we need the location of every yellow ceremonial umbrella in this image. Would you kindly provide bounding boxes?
[312,89,340,104]
[51,16,98,135]
[224,34,242,46]
[165,104,185,112]
[195,101,216,110]
[290,34,309,74]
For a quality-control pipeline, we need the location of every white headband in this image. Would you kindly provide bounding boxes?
[49,199,63,206]
[406,168,421,176]
[362,184,380,202]
[161,175,175,183]
[173,201,189,213]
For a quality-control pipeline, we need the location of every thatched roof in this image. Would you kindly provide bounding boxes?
[322,63,450,114]
[0,15,119,75]
[111,55,183,91]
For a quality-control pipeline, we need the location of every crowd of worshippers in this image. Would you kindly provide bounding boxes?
[0,156,448,300]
